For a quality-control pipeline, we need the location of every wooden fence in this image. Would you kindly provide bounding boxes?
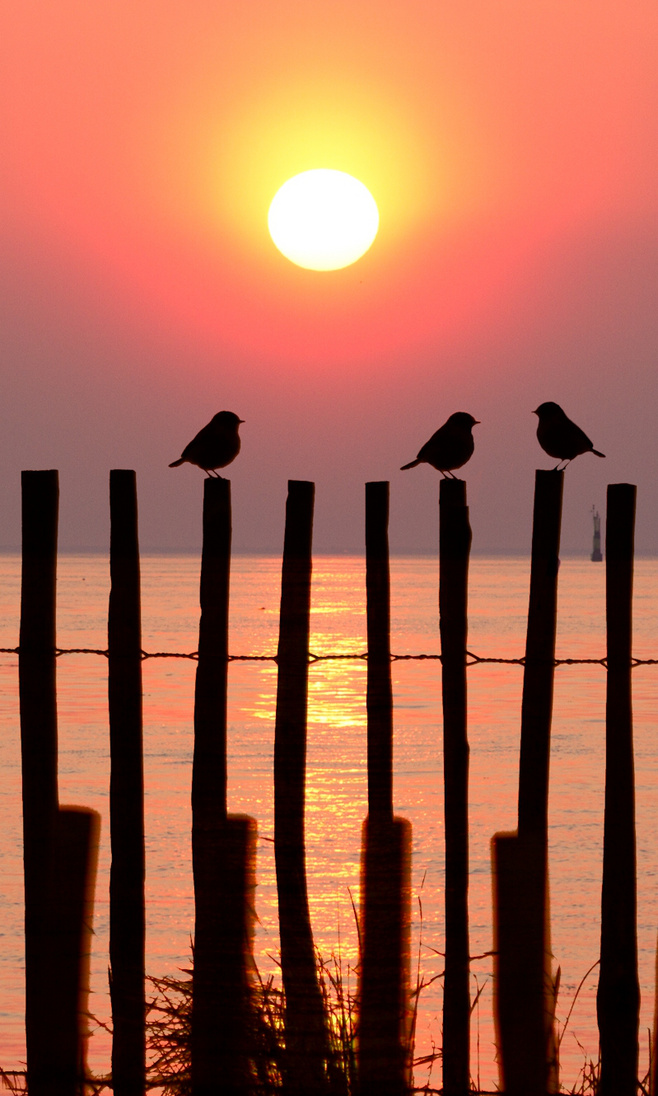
[10,469,646,1095]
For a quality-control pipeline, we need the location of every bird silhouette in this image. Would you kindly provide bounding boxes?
[169,411,244,476]
[534,402,605,470]
[400,412,480,477]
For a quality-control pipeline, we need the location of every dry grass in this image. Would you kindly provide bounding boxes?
[1,951,651,1094]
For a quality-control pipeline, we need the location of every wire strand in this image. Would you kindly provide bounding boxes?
[1,646,657,667]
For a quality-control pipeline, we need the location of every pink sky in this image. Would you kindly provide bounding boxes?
[2,0,657,553]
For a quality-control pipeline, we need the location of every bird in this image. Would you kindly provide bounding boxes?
[169,411,244,476]
[400,412,480,477]
[533,402,605,470]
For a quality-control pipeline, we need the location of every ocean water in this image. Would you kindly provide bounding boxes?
[1,552,658,1091]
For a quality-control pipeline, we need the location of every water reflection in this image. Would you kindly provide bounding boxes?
[1,554,658,1091]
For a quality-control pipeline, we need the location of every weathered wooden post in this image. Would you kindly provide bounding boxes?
[439,477,472,1096]
[191,476,257,1096]
[597,483,639,1095]
[492,468,563,1096]
[108,469,146,1096]
[359,482,412,1096]
[274,480,330,1095]
[19,469,60,1096]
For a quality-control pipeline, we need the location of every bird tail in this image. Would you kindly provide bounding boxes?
[400,459,421,470]
[592,449,605,458]
[168,458,184,467]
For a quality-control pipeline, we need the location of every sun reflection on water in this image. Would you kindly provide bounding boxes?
[1,555,658,1089]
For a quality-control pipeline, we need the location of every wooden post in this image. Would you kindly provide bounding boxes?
[20,472,103,1094]
[192,477,231,827]
[50,806,101,1095]
[491,829,548,1096]
[597,483,639,1096]
[359,483,412,1096]
[492,469,563,1096]
[439,477,472,1096]
[359,819,412,1096]
[192,814,258,1096]
[365,481,394,821]
[274,481,330,1095]
[19,469,60,1096]
[108,470,146,1096]
[517,470,564,838]
[191,476,257,1096]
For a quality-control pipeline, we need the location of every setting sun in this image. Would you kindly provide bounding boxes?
[267,169,379,271]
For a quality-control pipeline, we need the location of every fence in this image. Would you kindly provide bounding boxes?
[2,468,653,1095]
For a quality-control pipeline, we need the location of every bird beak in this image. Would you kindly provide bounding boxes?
[239,419,245,423]
[532,409,539,415]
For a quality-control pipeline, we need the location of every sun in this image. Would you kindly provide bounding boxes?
[267,169,379,271]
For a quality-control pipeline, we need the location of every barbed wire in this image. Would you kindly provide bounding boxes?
[1,646,658,667]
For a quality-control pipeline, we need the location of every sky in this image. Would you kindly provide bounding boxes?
[2,0,657,556]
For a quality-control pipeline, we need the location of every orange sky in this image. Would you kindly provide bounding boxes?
[2,0,657,551]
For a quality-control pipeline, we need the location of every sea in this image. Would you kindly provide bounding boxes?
[1,552,658,1092]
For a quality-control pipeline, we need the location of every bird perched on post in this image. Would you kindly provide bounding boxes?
[400,412,480,477]
[169,411,244,476]
[533,402,605,470]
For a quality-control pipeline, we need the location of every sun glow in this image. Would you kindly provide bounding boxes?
[267,169,379,271]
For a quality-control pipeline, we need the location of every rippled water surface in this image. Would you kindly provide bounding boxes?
[1,552,657,1090]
